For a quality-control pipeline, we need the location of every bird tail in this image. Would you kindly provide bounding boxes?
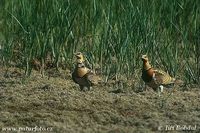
[174,79,184,86]
[162,76,175,85]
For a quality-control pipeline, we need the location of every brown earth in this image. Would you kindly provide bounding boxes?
[0,67,200,133]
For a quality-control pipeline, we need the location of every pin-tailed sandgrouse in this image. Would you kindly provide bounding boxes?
[72,52,101,91]
[141,55,176,94]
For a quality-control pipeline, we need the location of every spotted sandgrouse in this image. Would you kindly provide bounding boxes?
[141,55,176,94]
[72,52,101,91]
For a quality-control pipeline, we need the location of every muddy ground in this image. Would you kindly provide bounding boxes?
[0,67,200,133]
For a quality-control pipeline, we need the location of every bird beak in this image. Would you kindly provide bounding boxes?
[141,56,145,60]
[141,55,147,59]
[74,52,80,58]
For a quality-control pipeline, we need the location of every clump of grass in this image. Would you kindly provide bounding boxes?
[0,0,199,85]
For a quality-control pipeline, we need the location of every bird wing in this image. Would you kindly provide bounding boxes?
[72,71,92,86]
[86,70,102,85]
[72,64,102,86]
[153,69,175,85]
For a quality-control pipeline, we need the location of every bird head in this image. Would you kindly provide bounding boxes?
[141,55,149,62]
[74,52,85,63]
[141,54,152,70]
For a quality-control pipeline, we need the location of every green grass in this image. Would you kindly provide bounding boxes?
[0,0,199,84]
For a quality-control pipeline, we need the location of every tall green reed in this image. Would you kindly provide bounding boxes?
[0,0,199,84]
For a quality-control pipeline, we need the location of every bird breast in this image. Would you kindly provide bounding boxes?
[142,68,154,82]
[77,67,89,77]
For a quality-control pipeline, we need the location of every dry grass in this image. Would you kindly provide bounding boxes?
[0,67,200,133]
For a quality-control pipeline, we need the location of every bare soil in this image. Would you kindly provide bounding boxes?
[0,67,200,133]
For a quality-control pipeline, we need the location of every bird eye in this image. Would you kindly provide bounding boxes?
[142,55,147,58]
[143,55,147,58]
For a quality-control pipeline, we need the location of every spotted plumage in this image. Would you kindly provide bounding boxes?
[141,55,175,93]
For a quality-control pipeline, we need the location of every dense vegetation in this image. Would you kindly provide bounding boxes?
[0,0,199,84]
